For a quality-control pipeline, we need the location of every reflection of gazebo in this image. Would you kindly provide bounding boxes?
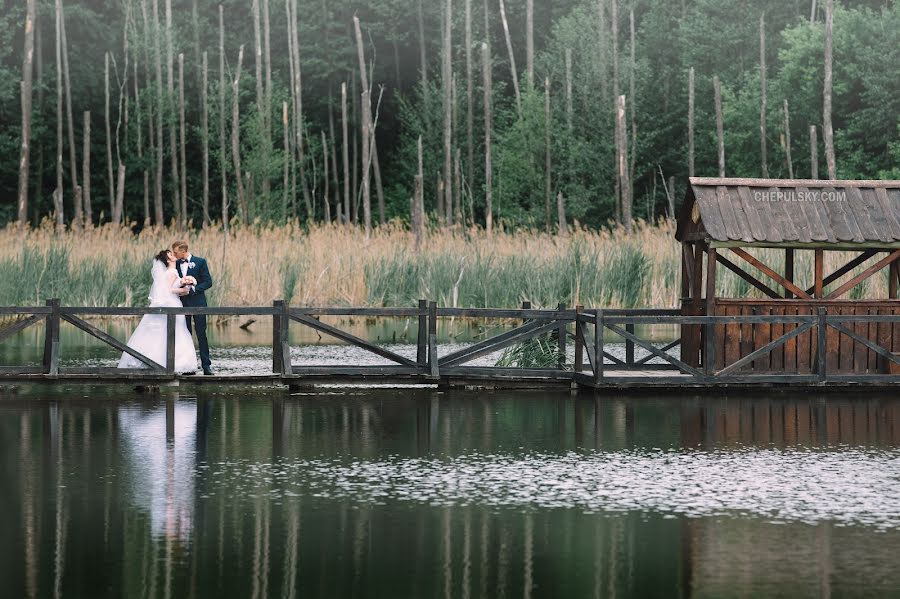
[676,177,900,374]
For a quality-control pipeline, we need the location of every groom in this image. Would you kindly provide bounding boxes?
[172,240,214,375]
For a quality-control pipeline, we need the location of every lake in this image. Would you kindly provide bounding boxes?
[1,325,900,598]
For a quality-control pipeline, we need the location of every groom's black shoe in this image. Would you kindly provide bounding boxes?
[202,368,214,376]
[181,371,197,376]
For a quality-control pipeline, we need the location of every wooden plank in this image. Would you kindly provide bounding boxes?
[768,187,799,241]
[286,366,422,376]
[717,321,816,377]
[814,250,824,298]
[737,186,766,241]
[574,306,584,372]
[785,249,795,299]
[770,304,785,371]
[166,314,176,373]
[784,304,798,373]
[727,186,755,243]
[0,307,52,315]
[724,305,740,370]
[280,302,292,376]
[0,367,44,374]
[689,177,900,189]
[825,250,900,299]
[694,187,728,240]
[272,300,284,374]
[874,187,900,240]
[64,306,279,316]
[417,300,428,366]
[828,321,900,368]
[821,188,855,241]
[292,307,421,317]
[557,303,567,369]
[437,308,573,319]
[752,189,782,243]
[796,187,826,241]
[59,313,165,371]
[730,248,811,299]
[0,315,43,343]
[752,306,771,372]
[809,194,839,243]
[428,301,439,377]
[838,305,854,374]
[876,306,892,373]
[634,340,680,365]
[740,305,754,372]
[797,304,812,374]
[848,187,887,242]
[595,310,604,383]
[817,308,828,381]
[854,304,872,373]
[290,313,419,368]
[715,185,742,240]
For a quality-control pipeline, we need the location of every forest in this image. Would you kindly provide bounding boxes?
[2,0,899,232]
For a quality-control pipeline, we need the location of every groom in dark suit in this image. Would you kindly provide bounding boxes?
[172,240,214,375]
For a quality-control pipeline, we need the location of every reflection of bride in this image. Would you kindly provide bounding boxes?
[118,250,198,373]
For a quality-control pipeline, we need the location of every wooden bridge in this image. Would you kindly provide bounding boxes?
[1,299,900,391]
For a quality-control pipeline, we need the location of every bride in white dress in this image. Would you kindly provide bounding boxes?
[118,249,199,373]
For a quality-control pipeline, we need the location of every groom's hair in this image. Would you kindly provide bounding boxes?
[172,240,189,251]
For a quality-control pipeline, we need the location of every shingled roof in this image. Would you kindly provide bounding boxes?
[675,178,900,248]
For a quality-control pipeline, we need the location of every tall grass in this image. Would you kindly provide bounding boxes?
[0,220,892,309]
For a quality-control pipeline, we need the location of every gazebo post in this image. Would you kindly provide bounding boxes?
[704,246,718,374]
[814,249,824,298]
[890,261,898,299]
[785,249,795,299]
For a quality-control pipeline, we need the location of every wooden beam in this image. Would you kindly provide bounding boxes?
[715,252,782,299]
[681,242,693,298]
[711,240,900,250]
[890,262,898,299]
[289,313,419,368]
[0,315,43,343]
[814,250,824,298]
[692,242,704,304]
[439,320,561,368]
[689,177,900,189]
[785,249,795,299]
[60,313,165,371]
[730,248,812,300]
[804,250,876,296]
[825,250,900,299]
[605,322,703,378]
[704,247,717,374]
[717,321,815,376]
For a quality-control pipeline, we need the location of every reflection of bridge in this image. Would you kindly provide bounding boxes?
[1,300,900,390]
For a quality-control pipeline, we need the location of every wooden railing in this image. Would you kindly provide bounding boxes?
[2,300,899,387]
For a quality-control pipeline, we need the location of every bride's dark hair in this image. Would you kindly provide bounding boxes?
[154,249,171,265]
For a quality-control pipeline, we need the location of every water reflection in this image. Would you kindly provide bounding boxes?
[1,391,899,598]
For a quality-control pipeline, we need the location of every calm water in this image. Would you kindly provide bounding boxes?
[2,324,900,598]
[2,389,900,599]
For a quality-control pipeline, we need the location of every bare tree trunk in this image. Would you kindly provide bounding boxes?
[597,0,608,104]
[54,0,64,226]
[351,71,358,223]
[59,0,80,226]
[823,0,836,179]
[328,91,340,223]
[810,125,819,179]
[352,16,385,225]
[611,0,620,221]
[289,0,312,219]
[281,101,289,221]
[17,0,37,231]
[759,12,768,177]
[667,175,675,219]
[418,0,429,119]
[628,10,636,188]
[465,0,474,191]
[35,7,45,227]
[783,99,794,179]
[165,0,180,225]
[82,111,91,225]
[105,53,115,223]
[616,95,632,233]
[688,66,694,177]
[810,0,817,22]
[178,53,187,225]
[482,42,493,234]
[361,88,372,236]
[322,130,331,222]
[557,192,567,236]
[714,75,725,177]
[201,51,210,226]
[152,0,164,225]
[262,0,272,201]
[565,49,573,132]
[498,0,521,117]
[251,0,262,215]
[455,147,463,225]
[414,135,424,247]
[442,0,453,227]
[231,46,246,221]
[341,82,350,224]
[526,0,534,89]
[544,77,552,233]
[132,53,148,226]
[219,4,228,229]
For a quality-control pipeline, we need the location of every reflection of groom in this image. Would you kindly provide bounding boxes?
[172,240,214,375]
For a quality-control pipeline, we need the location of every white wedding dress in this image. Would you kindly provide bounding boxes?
[118,261,198,373]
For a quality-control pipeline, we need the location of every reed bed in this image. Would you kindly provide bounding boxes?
[0,220,892,309]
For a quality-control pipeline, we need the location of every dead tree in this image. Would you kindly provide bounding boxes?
[810,125,819,178]
[341,82,350,223]
[133,57,148,226]
[557,192,567,236]
[262,0,272,200]
[783,99,794,179]
[688,66,695,177]
[544,77,552,233]
[823,0,836,179]
[413,136,424,247]
[152,0,164,225]
[201,51,210,226]
[611,0,620,220]
[231,45,246,221]
[759,13,768,177]
[17,0,37,231]
[105,53,114,223]
[714,75,725,177]
[54,0,64,225]
[178,53,187,225]
[322,130,331,222]
[288,0,312,219]
[361,88,372,236]
[565,49,573,132]
[418,0,429,118]
[465,0,474,189]
[218,4,228,229]
[498,0,522,117]
[628,9,636,187]
[59,0,80,225]
[165,0,180,224]
[616,95,632,233]
[482,42,493,234]
[352,16,385,225]
[526,0,534,89]
[82,111,91,225]
[442,0,453,227]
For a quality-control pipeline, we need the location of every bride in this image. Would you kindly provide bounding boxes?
[118,249,198,373]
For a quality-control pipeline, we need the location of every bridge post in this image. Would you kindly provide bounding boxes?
[273,300,284,374]
[166,314,176,373]
[42,299,60,375]
[428,301,439,378]
[817,307,827,382]
[280,301,292,375]
[416,299,428,368]
[594,309,604,385]
[557,303,567,369]
[574,306,584,372]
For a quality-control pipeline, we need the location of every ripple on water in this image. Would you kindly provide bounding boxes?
[197,448,900,529]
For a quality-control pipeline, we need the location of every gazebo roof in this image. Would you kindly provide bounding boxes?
[675,177,900,249]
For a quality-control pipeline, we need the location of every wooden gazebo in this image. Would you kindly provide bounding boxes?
[676,177,900,374]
